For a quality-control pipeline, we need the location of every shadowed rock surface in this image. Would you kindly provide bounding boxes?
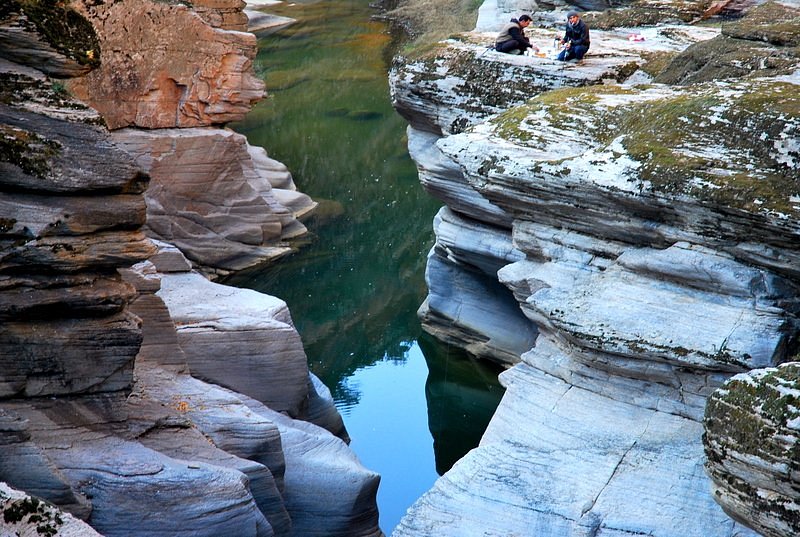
[389,0,800,534]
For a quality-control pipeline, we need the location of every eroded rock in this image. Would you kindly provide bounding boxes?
[111,127,315,273]
[67,0,264,129]
[704,362,800,537]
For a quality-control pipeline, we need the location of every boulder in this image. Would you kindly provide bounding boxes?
[111,127,315,272]
[704,362,800,537]
[67,0,264,129]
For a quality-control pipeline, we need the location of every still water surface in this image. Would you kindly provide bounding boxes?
[225,0,505,532]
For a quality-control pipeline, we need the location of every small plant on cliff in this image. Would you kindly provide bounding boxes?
[13,0,101,68]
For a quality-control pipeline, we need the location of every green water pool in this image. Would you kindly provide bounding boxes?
[226,0,505,532]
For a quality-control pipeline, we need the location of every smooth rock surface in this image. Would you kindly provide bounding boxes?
[112,127,314,272]
[157,271,310,417]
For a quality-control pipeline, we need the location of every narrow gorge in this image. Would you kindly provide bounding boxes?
[2,0,799,536]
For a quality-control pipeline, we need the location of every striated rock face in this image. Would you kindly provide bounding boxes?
[66,0,264,130]
[2,1,378,536]
[112,127,316,273]
[193,0,249,31]
[390,0,799,535]
[0,99,155,399]
[704,363,800,537]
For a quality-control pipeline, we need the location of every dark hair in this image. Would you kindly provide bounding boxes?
[519,14,532,22]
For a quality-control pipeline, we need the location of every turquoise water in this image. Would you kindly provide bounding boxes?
[226,1,505,532]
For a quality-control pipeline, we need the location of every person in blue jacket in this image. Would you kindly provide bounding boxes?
[495,15,540,55]
[557,11,590,61]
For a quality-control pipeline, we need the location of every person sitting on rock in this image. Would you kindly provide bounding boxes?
[557,11,590,61]
[495,15,539,55]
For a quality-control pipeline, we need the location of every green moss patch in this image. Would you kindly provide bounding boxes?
[706,363,800,464]
[620,82,799,214]
[585,0,716,30]
[13,0,101,68]
[0,124,61,179]
[485,80,799,217]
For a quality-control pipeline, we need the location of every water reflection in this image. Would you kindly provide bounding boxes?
[226,0,440,406]
[419,335,506,475]
[224,0,505,532]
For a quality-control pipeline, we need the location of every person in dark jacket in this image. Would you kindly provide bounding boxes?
[495,14,539,55]
[557,11,590,61]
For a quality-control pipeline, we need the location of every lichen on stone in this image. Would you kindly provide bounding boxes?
[2,494,65,536]
[12,0,102,68]
[0,123,62,179]
[484,79,799,217]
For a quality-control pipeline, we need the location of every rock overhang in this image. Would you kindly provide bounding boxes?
[438,78,800,225]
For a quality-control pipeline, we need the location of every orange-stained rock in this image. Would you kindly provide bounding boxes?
[193,0,249,31]
[67,0,264,130]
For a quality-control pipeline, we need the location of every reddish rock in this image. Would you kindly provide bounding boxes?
[68,0,264,129]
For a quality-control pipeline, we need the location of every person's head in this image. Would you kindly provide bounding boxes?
[518,14,532,27]
[567,11,580,25]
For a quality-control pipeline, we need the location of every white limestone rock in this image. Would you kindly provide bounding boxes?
[0,483,101,537]
[389,25,719,135]
[419,207,537,366]
[394,360,758,537]
[438,79,800,278]
[408,127,512,226]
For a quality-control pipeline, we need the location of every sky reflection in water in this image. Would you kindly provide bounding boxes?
[226,0,505,532]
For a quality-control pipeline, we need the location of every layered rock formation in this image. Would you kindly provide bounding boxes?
[0,0,315,275]
[1,1,380,536]
[704,363,800,537]
[391,0,799,535]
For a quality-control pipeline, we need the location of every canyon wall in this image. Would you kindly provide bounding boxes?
[390,0,799,535]
[0,1,380,536]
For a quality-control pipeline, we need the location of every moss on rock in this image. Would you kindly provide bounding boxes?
[486,80,799,217]
[655,2,800,85]
[0,124,61,179]
[722,0,800,47]
[585,0,716,29]
[704,363,800,536]
[13,0,101,68]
